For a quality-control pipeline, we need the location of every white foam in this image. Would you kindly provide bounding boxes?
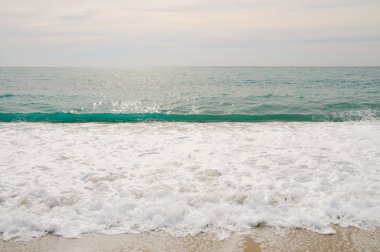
[0,122,379,240]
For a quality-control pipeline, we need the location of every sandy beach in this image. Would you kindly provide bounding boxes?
[1,226,379,252]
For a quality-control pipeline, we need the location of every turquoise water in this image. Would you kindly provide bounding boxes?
[0,67,379,122]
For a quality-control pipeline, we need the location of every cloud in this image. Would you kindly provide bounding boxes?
[0,0,379,65]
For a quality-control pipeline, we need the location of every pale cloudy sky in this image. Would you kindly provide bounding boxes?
[1,0,380,66]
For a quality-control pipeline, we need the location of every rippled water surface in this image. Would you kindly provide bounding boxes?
[0,67,379,121]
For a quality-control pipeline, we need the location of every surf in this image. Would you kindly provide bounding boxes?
[0,112,378,123]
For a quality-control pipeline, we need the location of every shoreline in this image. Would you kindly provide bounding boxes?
[1,226,379,252]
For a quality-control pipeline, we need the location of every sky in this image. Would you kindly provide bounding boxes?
[1,0,380,66]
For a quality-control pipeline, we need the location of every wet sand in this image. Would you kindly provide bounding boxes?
[1,226,379,252]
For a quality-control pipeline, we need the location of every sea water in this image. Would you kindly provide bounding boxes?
[0,67,379,240]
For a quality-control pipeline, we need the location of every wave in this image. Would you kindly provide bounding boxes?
[0,93,15,98]
[0,112,378,123]
[1,122,380,239]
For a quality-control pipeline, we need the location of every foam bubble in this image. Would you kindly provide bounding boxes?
[0,122,379,240]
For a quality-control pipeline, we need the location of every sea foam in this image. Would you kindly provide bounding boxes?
[0,122,379,240]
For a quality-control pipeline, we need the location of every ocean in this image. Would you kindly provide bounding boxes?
[1,67,379,122]
[0,67,379,240]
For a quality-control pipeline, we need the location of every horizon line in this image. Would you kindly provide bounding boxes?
[1,65,380,68]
